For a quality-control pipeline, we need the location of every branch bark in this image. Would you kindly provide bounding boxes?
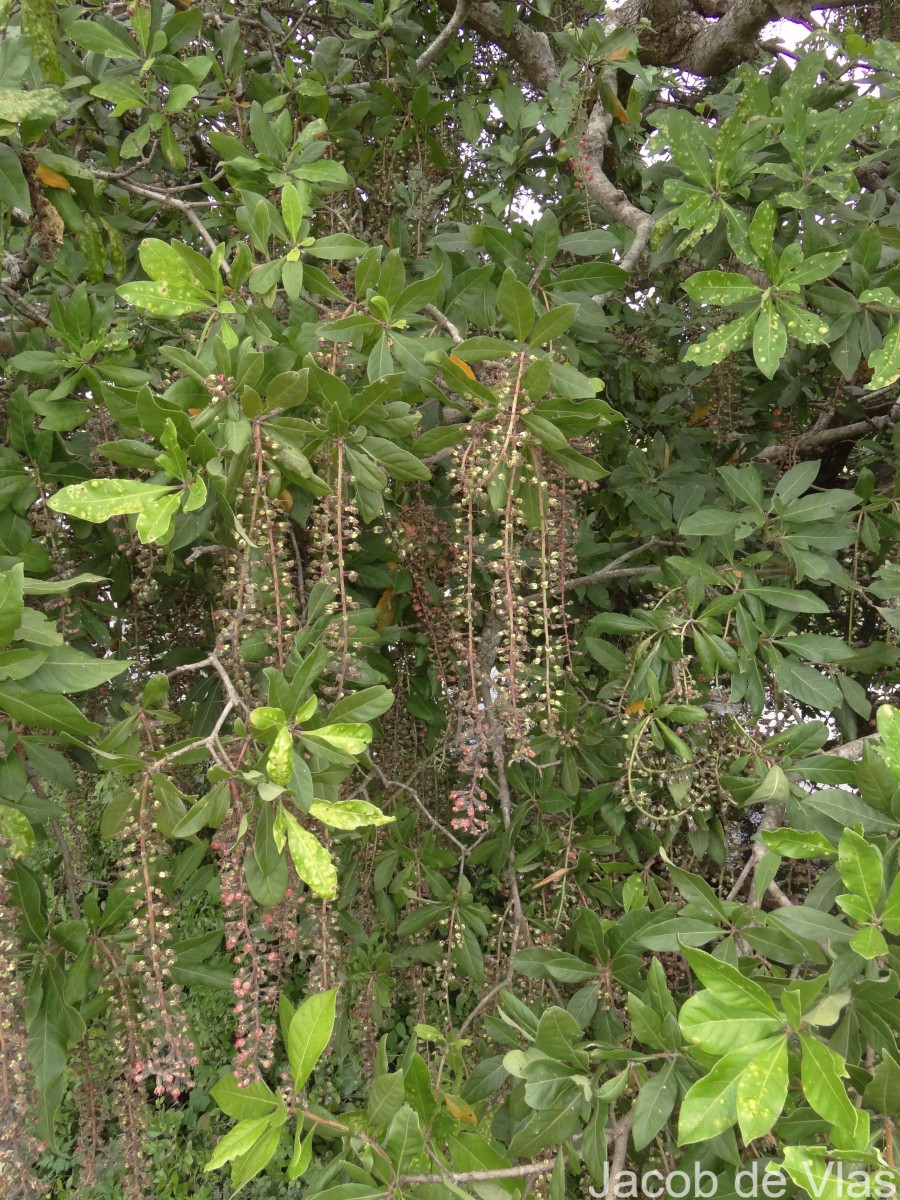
[417,0,469,71]
[579,86,656,307]
[753,407,899,462]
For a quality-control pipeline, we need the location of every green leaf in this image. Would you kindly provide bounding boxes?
[210,1075,284,1121]
[139,238,200,286]
[681,946,779,1015]
[328,686,394,723]
[25,647,129,694]
[753,300,787,379]
[863,1049,900,1114]
[205,1117,275,1171]
[882,874,900,935]
[362,436,432,482]
[301,722,373,756]
[0,804,35,857]
[848,924,888,959]
[632,1061,677,1151]
[307,233,368,259]
[777,300,830,345]
[761,829,835,859]
[747,587,829,614]
[799,1034,859,1133]
[679,509,745,537]
[718,464,764,511]
[678,1049,751,1144]
[384,1104,425,1168]
[529,303,578,345]
[781,250,845,287]
[680,991,782,1054]
[117,280,213,316]
[0,562,24,650]
[0,87,68,124]
[656,109,713,186]
[69,18,142,57]
[48,480,179,522]
[230,1123,283,1192]
[768,904,853,945]
[139,492,184,544]
[837,827,882,915]
[747,764,791,805]
[682,271,763,306]
[773,659,843,711]
[512,947,598,983]
[748,201,775,261]
[736,1037,788,1142]
[0,143,31,212]
[0,683,99,737]
[368,1071,406,1128]
[865,320,900,390]
[288,988,337,1091]
[684,310,757,367]
[287,1128,314,1181]
[497,268,535,341]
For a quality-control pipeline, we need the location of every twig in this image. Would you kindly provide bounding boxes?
[608,1110,634,1196]
[728,803,785,905]
[525,539,662,601]
[370,762,468,853]
[424,302,465,345]
[399,1160,555,1185]
[416,0,469,71]
[95,175,228,274]
[0,282,50,327]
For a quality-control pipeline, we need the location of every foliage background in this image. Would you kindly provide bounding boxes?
[1,0,900,1196]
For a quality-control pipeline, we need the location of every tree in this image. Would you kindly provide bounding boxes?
[1,0,899,1194]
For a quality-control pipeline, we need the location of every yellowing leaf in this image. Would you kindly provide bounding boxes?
[375,587,395,629]
[625,700,645,716]
[35,164,71,190]
[443,1094,477,1125]
[448,352,476,380]
[597,79,629,125]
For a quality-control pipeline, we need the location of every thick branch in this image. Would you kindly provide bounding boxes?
[615,0,811,73]
[579,89,656,304]
[434,0,557,88]
[754,407,899,462]
[417,0,469,71]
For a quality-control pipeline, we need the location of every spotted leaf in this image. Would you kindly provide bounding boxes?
[48,480,179,522]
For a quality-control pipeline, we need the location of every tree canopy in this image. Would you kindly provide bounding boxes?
[1,0,900,1196]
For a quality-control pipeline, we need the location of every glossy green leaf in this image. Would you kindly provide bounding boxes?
[288,988,337,1091]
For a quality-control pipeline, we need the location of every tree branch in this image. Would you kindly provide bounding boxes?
[753,407,899,462]
[417,0,469,71]
[399,1159,555,1185]
[434,0,557,88]
[577,88,656,303]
